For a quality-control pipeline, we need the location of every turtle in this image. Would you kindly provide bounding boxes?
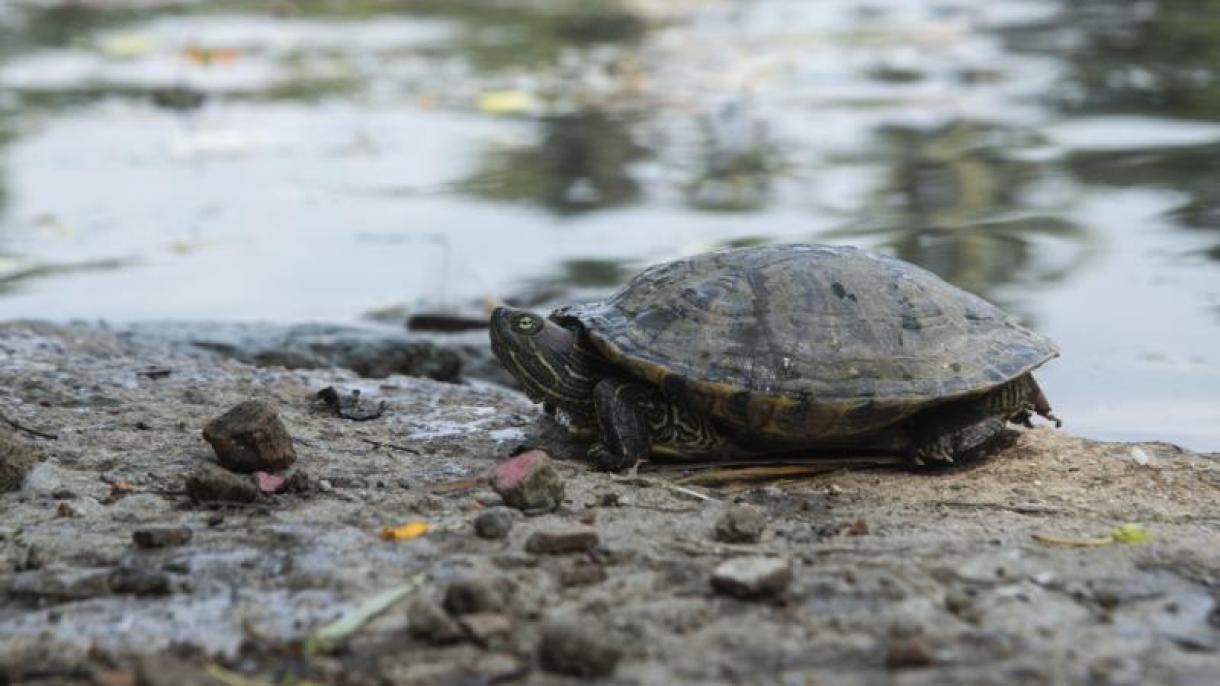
[489,244,1059,471]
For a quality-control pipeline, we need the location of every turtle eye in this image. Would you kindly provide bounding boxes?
[510,313,544,336]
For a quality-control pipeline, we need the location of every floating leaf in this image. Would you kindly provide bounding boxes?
[99,33,156,59]
[183,46,243,66]
[380,521,429,541]
[477,90,536,115]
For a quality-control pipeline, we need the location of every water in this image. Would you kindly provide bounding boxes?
[0,0,1217,450]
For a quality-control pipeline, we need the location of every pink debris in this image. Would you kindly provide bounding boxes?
[255,471,286,495]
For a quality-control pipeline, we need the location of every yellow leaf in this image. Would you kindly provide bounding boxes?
[477,90,535,116]
[1110,523,1152,545]
[99,33,156,59]
[380,521,429,541]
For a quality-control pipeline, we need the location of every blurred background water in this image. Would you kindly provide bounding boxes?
[0,0,1216,449]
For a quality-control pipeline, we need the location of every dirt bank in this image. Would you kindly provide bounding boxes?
[1,322,1217,685]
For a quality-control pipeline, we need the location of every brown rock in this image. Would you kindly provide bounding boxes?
[201,400,296,473]
[714,505,767,543]
[0,428,39,493]
[489,449,564,511]
[132,527,193,549]
[886,635,937,669]
[559,559,607,587]
[456,613,513,646]
[711,556,792,598]
[525,526,599,555]
[538,617,621,678]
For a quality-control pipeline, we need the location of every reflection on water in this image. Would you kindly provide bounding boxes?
[832,122,1090,305]
[462,111,646,214]
[685,105,787,213]
[1010,0,1220,119]
[0,0,1217,448]
[1067,143,1220,257]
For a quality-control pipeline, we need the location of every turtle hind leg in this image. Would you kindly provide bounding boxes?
[588,378,652,472]
[910,415,1007,465]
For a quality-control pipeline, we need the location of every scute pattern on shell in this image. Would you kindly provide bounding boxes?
[555,245,1058,441]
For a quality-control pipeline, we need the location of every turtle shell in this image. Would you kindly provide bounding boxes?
[554,244,1058,442]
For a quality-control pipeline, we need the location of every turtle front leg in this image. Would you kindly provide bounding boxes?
[589,378,653,472]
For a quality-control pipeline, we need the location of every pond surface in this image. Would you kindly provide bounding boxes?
[0,0,1217,450]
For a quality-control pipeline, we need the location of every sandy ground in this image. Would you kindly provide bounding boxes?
[1,321,1218,685]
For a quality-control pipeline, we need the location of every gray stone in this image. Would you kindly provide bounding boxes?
[474,507,515,539]
[132,527,194,549]
[185,463,258,503]
[538,617,621,678]
[714,504,767,543]
[406,597,464,644]
[711,557,792,598]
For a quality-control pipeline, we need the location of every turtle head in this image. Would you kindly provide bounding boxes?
[489,306,601,412]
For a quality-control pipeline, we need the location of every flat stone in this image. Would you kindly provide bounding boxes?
[489,449,564,511]
[456,612,513,646]
[185,463,258,503]
[132,527,194,549]
[201,400,297,473]
[443,576,513,615]
[885,635,937,669]
[714,504,767,543]
[474,507,515,539]
[559,559,607,587]
[525,526,599,555]
[6,568,111,602]
[711,556,792,599]
[538,617,621,678]
[136,656,228,686]
[108,565,171,596]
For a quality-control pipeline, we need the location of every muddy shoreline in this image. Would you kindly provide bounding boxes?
[1,321,1218,685]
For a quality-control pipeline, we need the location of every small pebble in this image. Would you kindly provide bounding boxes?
[406,597,464,645]
[444,576,513,614]
[474,507,515,539]
[711,556,792,598]
[456,612,513,646]
[885,635,937,669]
[525,526,600,555]
[489,449,564,511]
[201,400,297,473]
[538,617,621,678]
[132,527,193,549]
[559,559,607,587]
[714,505,767,543]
